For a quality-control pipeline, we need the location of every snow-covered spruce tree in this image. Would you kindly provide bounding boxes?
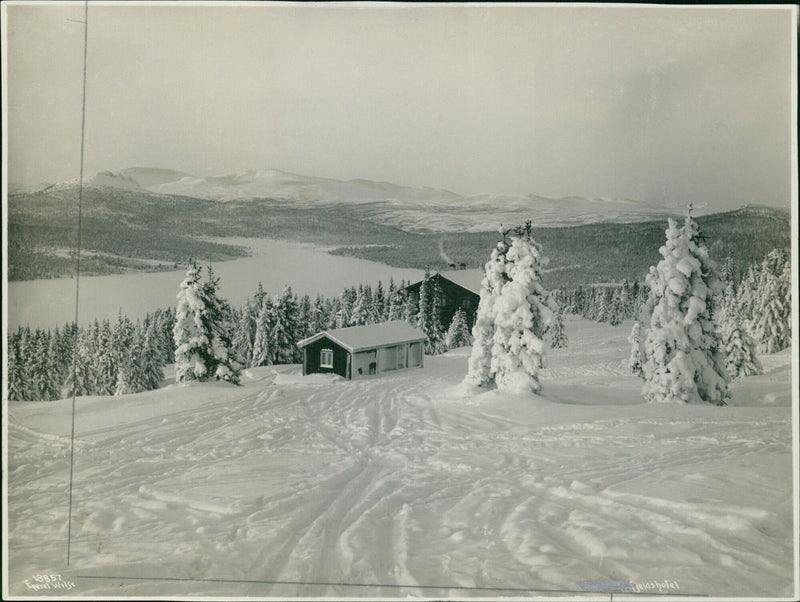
[363,284,379,324]
[387,288,404,322]
[94,321,117,395]
[350,285,369,327]
[142,322,166,390]
[271,286,301,364]
[489,222,557,394]
[173,261,240,384]
[549,309,568,349]
[28,330,57,401]
[628,320,644,377]
[111,312,136,394]
[445,308,473,350]
[251,298,275,367]
[6,334,26,401]
[63,328,95,398]
[174,261,213,382]
[425,272,446,354]
[595,288,610,323]
[608,290,624,326]
[297,294,313,340]
[465,228,512,387]
[115,328,147,396]
[401,288,417,325]
[721,317,762,379]
[752,269,790,354]
[309,295,326,334]
[231,308,254,369]
[201,266,241,383]
[640,211,729,405]
[417,269,432,338]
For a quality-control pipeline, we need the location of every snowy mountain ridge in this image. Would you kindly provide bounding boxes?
[83,167,679,230]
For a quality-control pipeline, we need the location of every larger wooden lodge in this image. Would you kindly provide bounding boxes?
[298,321,427,380]
[405,269,483,329]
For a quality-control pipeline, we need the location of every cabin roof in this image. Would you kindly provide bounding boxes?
[408,269,485,295]
[297,320,427,353]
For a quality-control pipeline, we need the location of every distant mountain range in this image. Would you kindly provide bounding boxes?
[8,167,791,284]
[61,167,683,231]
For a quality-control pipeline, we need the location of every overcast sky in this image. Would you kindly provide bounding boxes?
[4,3,796,210]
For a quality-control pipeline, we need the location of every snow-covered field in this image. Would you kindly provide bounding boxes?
[5,317,795,598]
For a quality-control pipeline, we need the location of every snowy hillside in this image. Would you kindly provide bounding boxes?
[6,317,793,598]
[85,167,677,230]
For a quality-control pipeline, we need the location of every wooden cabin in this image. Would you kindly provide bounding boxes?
[405,269,483,329]
[297,321,426,380]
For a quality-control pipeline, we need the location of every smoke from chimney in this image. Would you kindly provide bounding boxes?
[438,238,454,265]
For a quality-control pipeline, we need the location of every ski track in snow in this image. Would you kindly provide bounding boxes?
[6,318,794,597]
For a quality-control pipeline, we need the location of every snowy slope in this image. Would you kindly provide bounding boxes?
[85,167,677,230]
[5,317,794,598]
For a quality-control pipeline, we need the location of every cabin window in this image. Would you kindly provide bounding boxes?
[320,349,334,368]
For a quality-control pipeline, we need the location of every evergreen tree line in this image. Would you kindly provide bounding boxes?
[716,248,792,356]
[554,246,791,356]
[553,280,648,326]
[6,308,175,401]
[7,261,478,398]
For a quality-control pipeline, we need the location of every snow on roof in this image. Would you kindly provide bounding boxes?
[407,269,485,295]
[439,269,485,295]
[297,320,427,353]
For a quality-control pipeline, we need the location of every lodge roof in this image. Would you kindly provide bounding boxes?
[408,269,485,295]
[297,320,427,353]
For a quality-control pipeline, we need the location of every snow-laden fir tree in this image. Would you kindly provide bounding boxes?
[595,289,609,323]
[387,288,404,321]
[200,266,241,383]
[6,334,26,401]
[415,269,445,354]
[489,222,557,394]
[350,285,369,327]
[111,312,136,393]
[231,308,254,369]
[94,321,117,395]
[721,317,762,379]
[465,230,511,387]
[444,308,472,350]
[115,327,147,396]
[63,329,95,398]
[427,273,446,354]
[297,294,313,340]
[417,269,432,340]
[307,295,326,335]
[401,289,417,325]
[28,331,58,401]
[640,210,729,405]
[174,261,212,382]
[748,250,791,354]
[752,269,790,354]
[608,290,624,326]
[549,309,568,349]
[142,322,166,390]
[628,320,644,377]
[251,297,275,367]
[173,261,240,384]
[271,286,301,364]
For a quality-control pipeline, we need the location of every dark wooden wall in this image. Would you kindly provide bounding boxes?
[302,336,350,378]
[406,274,479,330]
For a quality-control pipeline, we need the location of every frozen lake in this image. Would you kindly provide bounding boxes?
[6,238,424,330]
